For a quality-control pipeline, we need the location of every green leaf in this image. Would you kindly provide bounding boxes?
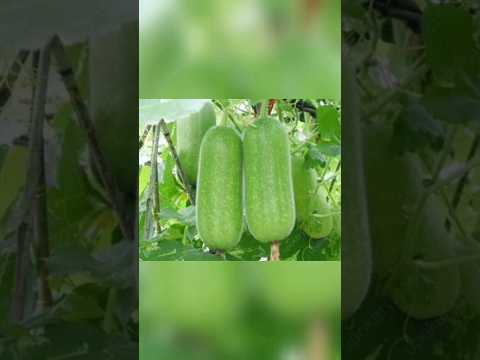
[316,105,340,143]
[139,99,209,127]
[423,85,480,124]
[299,239,329,260]
[392,101,445,153]
[424,5,480,82]
[305,144,327,168]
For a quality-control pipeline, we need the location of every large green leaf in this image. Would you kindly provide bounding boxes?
[139,99,209,128]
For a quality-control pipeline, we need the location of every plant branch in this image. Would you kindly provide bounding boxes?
[139,124,152,150]
[452,133,480,209]
[158,119,195,205]
[327,160,341,197]
[394,134,480,284]
[268,99,276,115]
[152,130,162,234]
[361,61,426,123]
[143,126,155,239]
[0,50,29,114]
[13,51,39,322]
[401,128,457,263]
[50,35,134,243]
[14,223,30,321]
[29,43,53,311]
[145,125,161,238]
[212,100,242,132]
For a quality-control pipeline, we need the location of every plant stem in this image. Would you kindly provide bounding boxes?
[270,241,280,261]
[452,133,480,209]
[260,100,269,118]
[29,42,53,311]
[327,160,341,197]
[0,50,29,114]
[145,124,161,237]
[212,101,242,132]
[305,318,330,360]
[50,35,134,243]
[268,99,276,115]
[139,124,152,150]
[13,51,39,322]
[272,169,281,257]
[391,131,480,287]
[402,128,456,263]
[14,223,30,321]
[214,250,226,260]
[361,62,426,123]
[158,119,196,205]
[144,126,155,239]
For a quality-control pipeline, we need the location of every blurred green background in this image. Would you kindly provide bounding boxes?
[139,0,340,99]
[140,261,341,359]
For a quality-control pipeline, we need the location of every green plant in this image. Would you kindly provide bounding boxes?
[243,116,295,243]
[176,102,216,184]
[196,126,243,251]
[291,153,317,223]
[341,58,372,320]
[141,99,341,261]
[301,187,333,239]
[0,145,28,221]
[365,122,460,319]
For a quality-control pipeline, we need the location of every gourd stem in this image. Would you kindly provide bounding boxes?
[270,241,280,261]
[260,100,269,118]
[158,119,196,205]
[305,317,330,360]
[212,100,242,132]
[220,112,228,127]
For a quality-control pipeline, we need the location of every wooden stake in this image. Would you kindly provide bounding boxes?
[50,35,133,243]
[29,43,53,311]
[158,119,195,205]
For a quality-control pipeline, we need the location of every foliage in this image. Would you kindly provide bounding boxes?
[139,99,341,261]
[0,37,138,358]
[343,1,480,358]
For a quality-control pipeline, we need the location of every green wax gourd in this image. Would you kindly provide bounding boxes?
[90,23,137,198]
[291,154,317,222]
[301,187,333,239]
[341,57,372,319]
[196,126,243,250]
[177,102,216,185]
[243,117,295,243]
[364,121,460,319]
